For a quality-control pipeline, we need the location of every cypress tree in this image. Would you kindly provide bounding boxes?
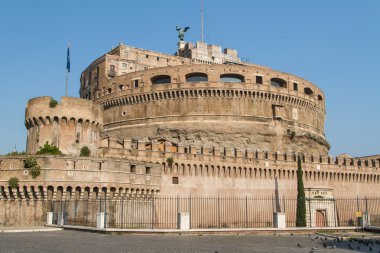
[296,155,307,227]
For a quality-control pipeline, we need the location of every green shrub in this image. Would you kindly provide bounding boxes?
[9,177,19,189]
[166,157,174,167]
[80,146,90,157]
[23,157,41,179]
[36,142,62,155]
[30,166,41,179]
[49,98,58,108]
[24,157,38,168]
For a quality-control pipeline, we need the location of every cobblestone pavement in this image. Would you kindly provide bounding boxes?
[1,230,379,253]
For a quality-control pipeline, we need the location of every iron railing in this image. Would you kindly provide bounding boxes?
[1,197,380,228]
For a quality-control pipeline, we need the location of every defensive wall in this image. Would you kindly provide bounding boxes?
[1,144,379,202]
[98,136,380,198]
[0,156,161,201]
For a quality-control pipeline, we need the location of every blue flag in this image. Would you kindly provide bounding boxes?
[66,45,70,73]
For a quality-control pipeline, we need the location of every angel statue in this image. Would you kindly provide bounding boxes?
[176,26,190,41]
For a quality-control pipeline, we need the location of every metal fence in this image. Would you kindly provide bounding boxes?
[45,197,380,229]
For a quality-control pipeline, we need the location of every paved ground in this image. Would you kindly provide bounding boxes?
[1,230,380,253]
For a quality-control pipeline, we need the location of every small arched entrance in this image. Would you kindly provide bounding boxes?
[315,210,326,227]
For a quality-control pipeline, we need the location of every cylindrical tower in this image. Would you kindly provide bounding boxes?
[25,96,102,156]
[95,64,329,156]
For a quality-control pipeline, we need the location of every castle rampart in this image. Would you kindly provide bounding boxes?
[0,156,160,201]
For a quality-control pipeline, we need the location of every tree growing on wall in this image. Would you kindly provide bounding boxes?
[80,146,90,157]
[9,177,19,189]
[166,157,174,168]
[23,157,41,179]
[36,142,62,155]
[296,155,307,227]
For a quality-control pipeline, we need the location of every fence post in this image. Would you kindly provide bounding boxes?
[217,195,220,228]
[151,196,154,229]
[365,197,369,226]
[121,198,124,229]
[104,196,107,229]
[308,199,312,227]
[245,195,248,228]
[189,195,192,229]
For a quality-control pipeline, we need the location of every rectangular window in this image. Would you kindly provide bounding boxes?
[256,76,263,84]
[172,177,179,184]
[293,82,298,91]
[145,166,151,174]
[130,164,136,173]
[133,80,139,88]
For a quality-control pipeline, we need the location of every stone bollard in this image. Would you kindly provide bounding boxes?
[177,212,190,230]
[46,212,53,225]
[97,212,106,229]
[273,212,286,229]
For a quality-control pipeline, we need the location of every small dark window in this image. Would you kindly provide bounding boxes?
[130,164,136,173]
[256,76,263,84]
[98,162,102,171]
[317,95,323,101]
[220,74,245,83]
[186,73,208,82]
[304,87,313,95]
[151,75,171,85]
[146,55,149,58]
[119,85,125,91]
[172,177,179,184]
[293,82,298,91]
[184,147,188,153]
[107,88,112,94]
[146,167,151,174]
[134,80,139,88]
[156,57,159,61]
[270,78,287,88]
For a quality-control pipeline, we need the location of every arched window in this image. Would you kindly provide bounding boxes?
[220,74,245,83]
[304,87,313,95]
[151,75,171,85]
[186,73,208,82]
[270,78,287,88]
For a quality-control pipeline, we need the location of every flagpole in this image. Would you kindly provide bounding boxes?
[65,69,69,97]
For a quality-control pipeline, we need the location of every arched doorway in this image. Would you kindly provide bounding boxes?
[315,210,326,227]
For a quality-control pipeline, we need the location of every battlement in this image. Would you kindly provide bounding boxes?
[98,137,380,172]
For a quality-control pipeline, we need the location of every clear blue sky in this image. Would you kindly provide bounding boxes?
[0,0,379,157]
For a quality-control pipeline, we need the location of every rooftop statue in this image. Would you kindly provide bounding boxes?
[176,26,190,41]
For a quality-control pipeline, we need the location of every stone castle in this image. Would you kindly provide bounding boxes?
[1,40,379,203]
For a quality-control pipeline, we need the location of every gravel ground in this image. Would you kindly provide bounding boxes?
[0,230,379,253]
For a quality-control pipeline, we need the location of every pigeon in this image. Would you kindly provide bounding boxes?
[330,245,336,249]
[297,243,302,248]
[370,246,373,251]
[311,246,317,250]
